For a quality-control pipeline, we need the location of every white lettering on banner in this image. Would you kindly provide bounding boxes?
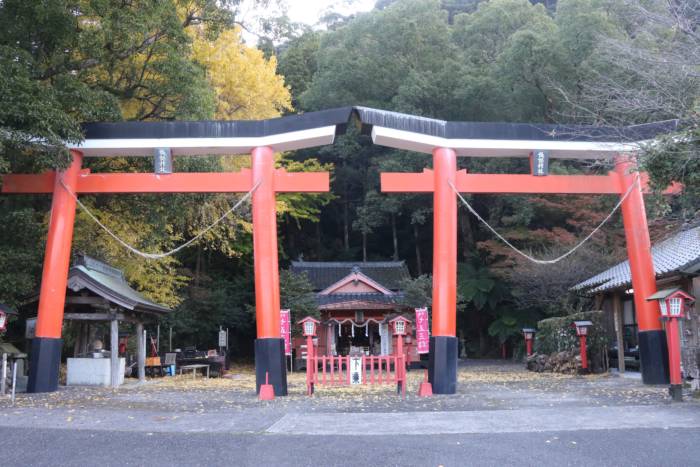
[415,308,430,354]
[280,309,291,356]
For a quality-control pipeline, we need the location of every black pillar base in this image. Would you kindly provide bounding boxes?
[669,384,683,402]
[27,337,63,393]
[255,338,287,396]
[428,336,457,394]
[639,330,670,385]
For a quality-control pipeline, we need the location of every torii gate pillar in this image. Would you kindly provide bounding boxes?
[615,156,669,384]
[27,150,83,393]
[251,146,287,396]
[429,147,459,394]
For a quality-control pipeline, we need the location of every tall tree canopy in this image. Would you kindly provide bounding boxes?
[0,0,696,355]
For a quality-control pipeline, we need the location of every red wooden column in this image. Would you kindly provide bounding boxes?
[429,147,458,394]
[251,146,287,396]
[615,155,669,384]
[27,150,83,393]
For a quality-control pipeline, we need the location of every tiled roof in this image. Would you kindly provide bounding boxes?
[316,293,406,307]
[290,261,411,291]
[0,303,17,315]
[67,255,170,314]
[574,226,700,294]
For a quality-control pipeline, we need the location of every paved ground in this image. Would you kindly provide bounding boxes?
[1,360,699,466]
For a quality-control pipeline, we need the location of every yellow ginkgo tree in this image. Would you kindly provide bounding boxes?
[192,27,293,120]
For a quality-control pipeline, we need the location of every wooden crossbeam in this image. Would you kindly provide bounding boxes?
[380,170,672,195]
[1,169,329,194]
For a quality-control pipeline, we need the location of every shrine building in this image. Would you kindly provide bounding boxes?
[574,225,700,388]
[290,261,422,366]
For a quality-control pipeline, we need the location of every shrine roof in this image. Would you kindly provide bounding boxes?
[290,261,411,292]
[354,107,681,159]
[69,106,680,159]
[573,225,700,294]
[0,303,17,315]
[74,107,353,156]
[66,254,171,315]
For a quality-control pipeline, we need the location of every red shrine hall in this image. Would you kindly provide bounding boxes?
[290,261,422,367]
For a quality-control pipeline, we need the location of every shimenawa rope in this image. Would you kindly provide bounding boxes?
[448,175,640,265]
[60,177,260,260]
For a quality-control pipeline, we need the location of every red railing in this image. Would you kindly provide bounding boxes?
[306,353,406,397]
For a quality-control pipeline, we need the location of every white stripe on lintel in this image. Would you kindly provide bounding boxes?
[371,126,640,159]
[68,126,338,157]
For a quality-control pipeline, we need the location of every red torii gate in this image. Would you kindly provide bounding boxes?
[1,106,680,396]
[2,109,352,394]
[360,108,680,393]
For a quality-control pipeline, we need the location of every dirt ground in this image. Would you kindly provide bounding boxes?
[1,360,681,414]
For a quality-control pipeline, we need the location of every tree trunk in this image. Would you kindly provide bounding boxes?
[391,213,398,261]
[343,192,350,252]
[459,210,476,261]
[613,293,625,373]
[413,223,422,275]
[362,232,367,262]
[194,244,202,288]
[286,215,296,259]
[315,221,322,259]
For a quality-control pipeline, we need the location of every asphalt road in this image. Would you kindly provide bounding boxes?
[2,426,699,467]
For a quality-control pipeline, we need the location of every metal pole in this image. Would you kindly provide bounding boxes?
[1,353,6,394]
[11,360,18,405]
[157,324,160,353]
[169,326,172,352]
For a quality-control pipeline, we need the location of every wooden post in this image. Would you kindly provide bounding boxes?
[613,293,625,373]
[136,322,145,383]
[72,322,81,357]
[110,318,119,388]
[1,352,6,394]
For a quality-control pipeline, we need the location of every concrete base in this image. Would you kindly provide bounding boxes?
[639,330,670,385]
[255,338,287,396]
[67,358,125,387]
[27,337,62,393]
[428,336,457,394]
[669,384,683,402]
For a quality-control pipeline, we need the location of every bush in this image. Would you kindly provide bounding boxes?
[534,310,608,373]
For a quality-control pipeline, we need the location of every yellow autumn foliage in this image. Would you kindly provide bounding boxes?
[192,27,293,120]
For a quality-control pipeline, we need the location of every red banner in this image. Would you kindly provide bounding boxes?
[415,307,429,354]
[280,309,291,356]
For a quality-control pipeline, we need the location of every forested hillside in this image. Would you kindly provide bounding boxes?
[0,0,697,357]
